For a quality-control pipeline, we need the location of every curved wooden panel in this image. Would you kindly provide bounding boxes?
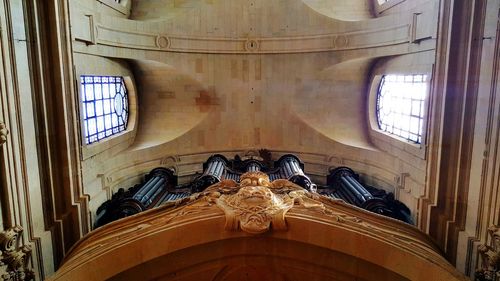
[48,177,466,281]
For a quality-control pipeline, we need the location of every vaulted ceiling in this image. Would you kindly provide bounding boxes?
[72,0,437,226]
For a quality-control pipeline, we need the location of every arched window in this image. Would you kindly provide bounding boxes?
[80,75,129,144]
[376,74,427,144]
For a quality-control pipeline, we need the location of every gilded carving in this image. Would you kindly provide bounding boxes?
[0,226,34,281]
[0,122,8,146]
[476,225,500,281]
[212,172,292,234]
[210,171,362,234]
[217,184,294,234]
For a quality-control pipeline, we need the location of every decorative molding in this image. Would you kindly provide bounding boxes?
[244,39,260,52]
[94,24,410,54]
[395,172,411,193]
[333,35,349,49]
[96,0,129,16]
[0,227,34,281]
[460,1,500,277]
[475,225,500,281]
[422,0,484,263]
[0,121,8,146]
[155,35,170,49]
[25,0,90,270]
[375,0,406,14]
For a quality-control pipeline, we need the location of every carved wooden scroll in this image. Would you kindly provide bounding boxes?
[214,172,295,234]
[476,225,500,281]
[0,226,34,281]
[0,121,8,146]
[49,171,468,281]
[210,171,358,234]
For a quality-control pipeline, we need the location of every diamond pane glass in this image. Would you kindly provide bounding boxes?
[376,74,427,144]
[80,75,129,145]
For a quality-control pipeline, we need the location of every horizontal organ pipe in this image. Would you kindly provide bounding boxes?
[133,177,160,201]
[193,155,229,192]
[338,176,364,205]
[328,167,390,214]
[276,155,314,190]
[139,178,165,206]
[131,168,174,209]
[328,167,370,206]
[96,155,415,228]
[98,167,176,227]
[345,176,373,201]
[202,155,227,180]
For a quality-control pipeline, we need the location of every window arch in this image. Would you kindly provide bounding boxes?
[80,75,129,144]
[376,74,427,144]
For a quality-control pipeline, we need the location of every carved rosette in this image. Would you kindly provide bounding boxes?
[0,121,8,146]
[0,227,34,281]
[476,225,500,281]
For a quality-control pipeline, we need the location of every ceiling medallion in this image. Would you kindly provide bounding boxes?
[333,35,348,49]
[244,39,260,52]
[155,35,170,49]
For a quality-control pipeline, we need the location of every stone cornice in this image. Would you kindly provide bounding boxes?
[94,24,411,54]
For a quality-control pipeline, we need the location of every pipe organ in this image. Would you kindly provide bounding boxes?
[277,155,315,191]
[191,155,229,192]
[95,154,412,228]
[326,167,412,223]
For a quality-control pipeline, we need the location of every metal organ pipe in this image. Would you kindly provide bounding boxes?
[95,155,415,229]
[110,167,176,224]
[192,154,229,192]
[276,155,314,190]
[245,160,263,173]
[202,155,227,181]
[328,167,388,214]
[131,168,173,209]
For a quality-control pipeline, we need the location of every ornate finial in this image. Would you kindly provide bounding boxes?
[475,225,500,281]
[0,226,34,280]
[0,121,8,146]
[240,171,271,188]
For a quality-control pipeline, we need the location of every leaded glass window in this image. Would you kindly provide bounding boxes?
[376,74,427,144]
[80,76,129,144]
